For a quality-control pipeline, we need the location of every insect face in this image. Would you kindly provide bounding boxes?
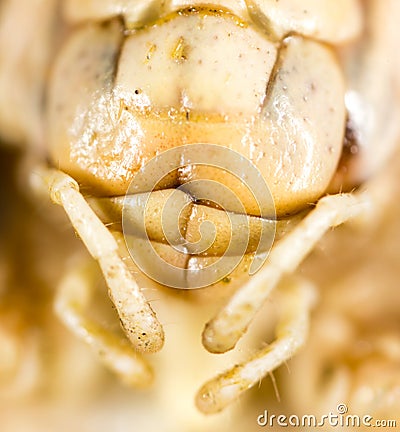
[48,7,345,217]
[1,0,399,419]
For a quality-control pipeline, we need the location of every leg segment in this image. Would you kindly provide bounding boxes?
[55,262,153,387]
[196,277,316,414]
[203,191,371,354]
[36,167,164,353]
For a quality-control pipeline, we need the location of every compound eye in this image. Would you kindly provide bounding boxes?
[254,36,346,215]
[47,20,124,189]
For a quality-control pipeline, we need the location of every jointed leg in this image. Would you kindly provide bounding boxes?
[36,167,164,353]
[203,191,372,354]
[196,277,316,414]
[55,262,153,387]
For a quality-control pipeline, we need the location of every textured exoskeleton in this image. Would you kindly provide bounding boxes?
[0,0,399,416]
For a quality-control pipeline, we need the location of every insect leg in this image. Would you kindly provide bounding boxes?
[36,167,164,354]
[196,277,316,414]
[203,191,372,354]
[55,261,153,387]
